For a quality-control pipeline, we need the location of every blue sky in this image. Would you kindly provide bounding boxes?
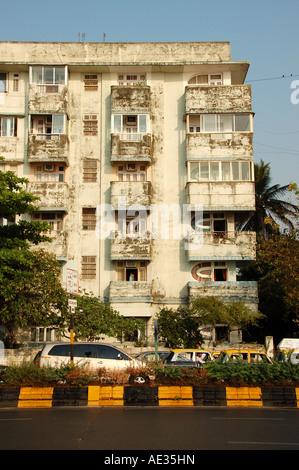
[1,0,299,189]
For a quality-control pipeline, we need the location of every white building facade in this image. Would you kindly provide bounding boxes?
[0,41,258,345]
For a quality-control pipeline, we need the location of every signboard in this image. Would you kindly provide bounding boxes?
[68,299,77,308]
[66,268,79,295]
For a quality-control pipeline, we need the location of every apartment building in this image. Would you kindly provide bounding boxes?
[0,41,258,345]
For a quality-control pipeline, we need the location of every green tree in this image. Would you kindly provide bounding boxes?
[241,231,299,342]
[157,306,203,348]
[68,290,143,342]
[0,163,67,346]
[157,298,262,348]
[191,296,263,345]
[242,160,298,239]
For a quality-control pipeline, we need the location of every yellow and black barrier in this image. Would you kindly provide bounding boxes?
[0,385,299,408]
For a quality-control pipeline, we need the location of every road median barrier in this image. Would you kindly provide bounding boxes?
[0,385,298,408]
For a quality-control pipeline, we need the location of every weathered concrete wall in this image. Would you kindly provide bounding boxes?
[185,85,252,113]
[111,86,151,112]
[110,134,152,162]
[110,234,151,260]
[0,42,232,65]
[188,281,259,311]
[186,231,256,260]
[187,181,256,210]
[110,181,151,207]
[186,133,253,159]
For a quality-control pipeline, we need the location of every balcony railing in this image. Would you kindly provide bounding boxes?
[186,132,253,159]
[185,231,256,260]
[185,85,252,114]
[28,134,69,162]
[27,182,69,210]
[109,281,152,302]
[188,281,258,310]
[110,181,151,208]
[111,133,152,162]
[186,181,255,211]
[110,231,151,260]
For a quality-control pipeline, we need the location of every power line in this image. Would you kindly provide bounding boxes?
[245,73,299,83]
[254,141,299,156]
[255,126,299,136]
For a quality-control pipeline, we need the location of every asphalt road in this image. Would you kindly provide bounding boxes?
[0,406,298,452]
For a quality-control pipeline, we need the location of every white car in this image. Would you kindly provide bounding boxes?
[35,342,138,371]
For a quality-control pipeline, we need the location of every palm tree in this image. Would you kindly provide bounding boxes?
[242,160,298,239]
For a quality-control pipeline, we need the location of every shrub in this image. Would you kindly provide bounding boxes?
[203,361,299,386]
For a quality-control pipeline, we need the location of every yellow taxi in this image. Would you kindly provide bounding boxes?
[216,349,272,364]
[164,348,213,366]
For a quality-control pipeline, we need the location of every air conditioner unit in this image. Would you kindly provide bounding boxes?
[44,164,54,172]
[126,163,136,172]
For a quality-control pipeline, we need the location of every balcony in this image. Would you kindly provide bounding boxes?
[110,181,151,208]
[110,232,151,260]
[111,133,152,162]
[28,84,68,114]
[185,85,252,114]
[109,281,152,302]
[186,181,255,211]
[27,182,69,210]
[185,231,256,261]
[188,281,258,310]
[28,133,69,163]
[111,86,151,112]
[186,132,253,159]
[33,230,68,259]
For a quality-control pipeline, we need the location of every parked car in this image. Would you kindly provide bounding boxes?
[165,349,213,365]
[275,338,299,364]
[135,351,169,362]
[162,349,213,368]
[216,349,272,364]
[35,342,139,371]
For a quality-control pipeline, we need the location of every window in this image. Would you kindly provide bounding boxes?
[200,114,251,133]
[191,212,227,235]
[32,211,64,232]
[189,161,252,182]
[188,74,222,85]
[0,163,18,175]
[30,66,66,93]
[118,74,146,85]
[83,114,98,136]
[117,164,146,182]
[116,261,147,281]
[82,208,97,230]
[31,114,66,139]
[34,164,65,182]
[81,256,96,279]
[117,211,147,238]
[31,327,59,342]
[191,261,227,282]
[0,73,7,93]
[0,117,17,137]
[83,159,97,182]
[111,114,149,140]
[13,74,19,92]
[84,74,98,91]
